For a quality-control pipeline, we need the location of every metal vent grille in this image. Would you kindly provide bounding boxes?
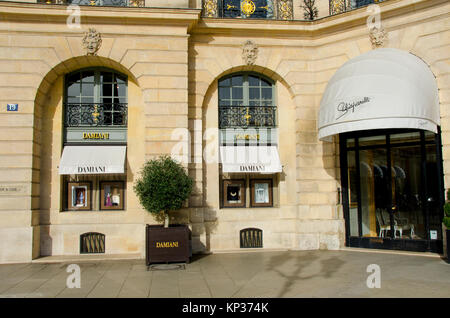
[240,228,263,248]
[80,232,105,254]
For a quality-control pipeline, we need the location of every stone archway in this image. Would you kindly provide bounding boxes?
[33,56,141,257]
[193,65,298,251]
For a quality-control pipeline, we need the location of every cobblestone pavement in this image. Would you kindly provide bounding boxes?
[0,250,449,298]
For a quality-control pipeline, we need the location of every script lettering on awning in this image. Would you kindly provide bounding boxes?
[336,97,371,120]
[77,166,106,173]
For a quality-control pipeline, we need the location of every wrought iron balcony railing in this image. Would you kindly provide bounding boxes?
[39,0,144,7]
[65,103,128,127]
[203,0,293,20]
[329,0,387,15]
[219,106,277,128]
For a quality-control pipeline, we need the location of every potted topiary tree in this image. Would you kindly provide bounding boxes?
[134,155,193,266]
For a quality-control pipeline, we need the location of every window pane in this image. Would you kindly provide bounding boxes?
[81,82,94,97]
[115,84,126,97]
[219,78,231,87]
[115,74,126,85]
[260,78,271,87]
[249,88,260,100]
[227,185,241,203]
[248,75,260,87]
[101,72,113,83]
[261,88,272,100]
[67,82,80,97]
[101,84,112,97]
[359,147,388,237]
[391,145,425,239]
[426,144,441,239]
[82,71,95,83]
[347,150,359,237]
[232,87,243,100]
[347,138,355,148]
[359,135,386,147]
[102,97,112,104]
[390,132,420,144]
[254,182,269,203]
[425,131,436,142]
[219,87,230,100]
[231,75,243,86]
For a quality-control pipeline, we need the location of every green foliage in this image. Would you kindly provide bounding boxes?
[444,202,450,228]
[134,156,193,222]
[445,202,450,218]
[444,217,450,229]
[444,189,450,228]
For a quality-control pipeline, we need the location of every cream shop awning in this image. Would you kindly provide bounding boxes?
[59,146,126,175]
[219,146,282,173]
[318,48,440,140]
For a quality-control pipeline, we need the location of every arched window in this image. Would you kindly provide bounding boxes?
[218,73,276,129]
[65,69,127,127]
[61,68,128,212]
[218,72,281,209]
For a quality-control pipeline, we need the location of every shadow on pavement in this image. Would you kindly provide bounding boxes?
[266,251,345,297]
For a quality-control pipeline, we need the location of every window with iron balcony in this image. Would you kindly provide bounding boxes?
[203,0,293,20]
[64,69,128,128]
[218,73,276,129]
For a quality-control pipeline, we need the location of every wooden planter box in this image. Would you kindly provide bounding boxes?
[146,224,192,265]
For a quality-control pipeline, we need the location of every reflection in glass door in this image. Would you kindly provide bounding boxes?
[359,147,388,238]
[341,129,444,252]
[391,145,423,239]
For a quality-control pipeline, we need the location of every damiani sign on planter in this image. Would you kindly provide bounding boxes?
[156,241,179,248]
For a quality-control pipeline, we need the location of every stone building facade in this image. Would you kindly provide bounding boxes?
[0,0,448,263]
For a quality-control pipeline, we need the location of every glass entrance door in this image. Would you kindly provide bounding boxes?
[341,129,444,253]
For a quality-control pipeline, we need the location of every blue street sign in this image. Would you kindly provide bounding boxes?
[7,104,18,112]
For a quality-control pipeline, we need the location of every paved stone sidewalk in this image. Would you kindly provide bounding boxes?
[0,250,449,298]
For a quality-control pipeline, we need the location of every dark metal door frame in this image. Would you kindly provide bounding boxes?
[339,128,444,253]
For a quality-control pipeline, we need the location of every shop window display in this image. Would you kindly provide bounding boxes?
[250,179,272,207]
[67,182,91,211]
[100,181,124,210]
[222,179,246,208]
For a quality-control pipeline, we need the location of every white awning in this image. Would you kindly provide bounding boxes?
[219,146,282,173]
[318,48,440,140]
[59,146,126,175]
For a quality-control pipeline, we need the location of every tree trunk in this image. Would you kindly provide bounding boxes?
[164,211,169,228]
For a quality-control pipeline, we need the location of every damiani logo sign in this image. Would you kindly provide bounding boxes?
[77,166,106,173]
[240,165,265,172]
[156,241,179,248]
